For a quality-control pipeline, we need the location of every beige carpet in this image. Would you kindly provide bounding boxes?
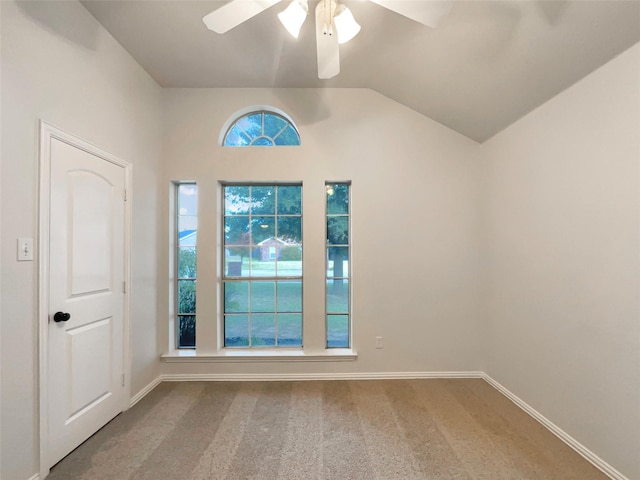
[48,379,608,479]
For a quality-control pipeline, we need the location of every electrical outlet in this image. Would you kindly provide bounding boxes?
[375,336,383,349]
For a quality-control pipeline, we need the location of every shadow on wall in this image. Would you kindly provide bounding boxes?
[17,1,100,51]
[536,0,569,25]
[270,88,333,126]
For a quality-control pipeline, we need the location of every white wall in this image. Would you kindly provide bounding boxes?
[161,88,483,377]
[482,43,640,479]
[0,2,163,478]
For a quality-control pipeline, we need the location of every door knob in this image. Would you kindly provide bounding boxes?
[53,311,71,322]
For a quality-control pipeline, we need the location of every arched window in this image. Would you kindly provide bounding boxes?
[223,110,301,147]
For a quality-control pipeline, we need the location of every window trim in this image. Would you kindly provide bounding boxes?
[161,348,357,362]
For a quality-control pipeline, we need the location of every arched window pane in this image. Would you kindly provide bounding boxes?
[224,110,300,147]
[263,114,287,138]
[251,137,274,146]
[226,125,251,146]
[237,113,263,138]
[274,125,300,146]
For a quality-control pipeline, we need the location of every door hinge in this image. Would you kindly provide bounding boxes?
[122,281,126,294]
[121,373,125,387]
[123,189,127,201]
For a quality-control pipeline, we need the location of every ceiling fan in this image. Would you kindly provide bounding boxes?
[203,0,453,79]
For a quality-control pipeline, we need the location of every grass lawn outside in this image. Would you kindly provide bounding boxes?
[224,264,349,347]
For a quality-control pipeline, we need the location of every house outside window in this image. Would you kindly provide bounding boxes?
[223,184,303,347]
[176,183,198,348]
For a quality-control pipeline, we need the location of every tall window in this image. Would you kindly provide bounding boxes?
[326,183,350,348]
[223,111,301,147]
[223,184,303,347]
[176,183,198,348]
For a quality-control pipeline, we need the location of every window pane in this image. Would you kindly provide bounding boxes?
[278,314,302,346]
[178,229,197,247]
[326,184,349,214]
[277,281,302,312]
[263,114,287,138]
[176,183,197,349]
[327,315,349,348]
[223,183,303,349]
[237,113,263,139]
[251,282,275,312]
[252,314,276,346]
[178,185,198,215]
[225,247,248,276]
[225,315,249,347]
[273,125,300,145]
[225,186,251,215]
[251,186,275,214]
[327,246,348,277]
[251,256,276,277]
[178,315,195,348]
[224,125,251,147]
[251,216,275,244]
[326,183,349,349]
[178,280,196,314]
[327,216,348,245]
[225,112,299,147]
[278,248,302,277]
[327,279,349,313]
[225,217,250,245]
[251,137,273,146]
[178,216,198,239]
[225,281,249,313]
[177,247,197,278]
[277,185,302,214]
[277,216,301,243]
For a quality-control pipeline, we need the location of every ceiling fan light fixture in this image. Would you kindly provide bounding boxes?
[333,4,360,44]
[278,0,309,39]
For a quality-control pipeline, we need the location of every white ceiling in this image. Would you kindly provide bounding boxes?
[81,0,640,142]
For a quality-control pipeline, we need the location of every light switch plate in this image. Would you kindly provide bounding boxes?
[17,237,33,261]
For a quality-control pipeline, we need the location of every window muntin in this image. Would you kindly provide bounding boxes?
[223,184,303,347]
[326,183,350,348]
[223,111,301,147]
[176,183,198,348]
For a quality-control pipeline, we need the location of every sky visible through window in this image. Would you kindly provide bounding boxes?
[177,184,198,348]
[224,111,301,146]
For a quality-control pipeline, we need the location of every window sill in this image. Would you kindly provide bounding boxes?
[161,348,358,363]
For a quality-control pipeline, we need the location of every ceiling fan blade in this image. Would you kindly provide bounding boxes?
[369,0,453,28]
[203,0,283,34]
[315,1,340,79]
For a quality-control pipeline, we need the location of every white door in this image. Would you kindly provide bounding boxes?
[46,137,127,467]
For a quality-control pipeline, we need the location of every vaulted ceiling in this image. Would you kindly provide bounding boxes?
[82,0,640,142]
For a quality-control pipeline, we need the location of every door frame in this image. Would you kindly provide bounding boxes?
[38,120,132,477]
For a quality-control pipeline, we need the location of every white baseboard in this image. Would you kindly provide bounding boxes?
[126,371,626,480]
[27,474,40,480]
[129,376,163,408]
[481,374,628,480]
[160,371,485,382]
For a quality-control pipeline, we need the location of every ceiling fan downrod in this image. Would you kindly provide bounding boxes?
[320,0,335,37]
